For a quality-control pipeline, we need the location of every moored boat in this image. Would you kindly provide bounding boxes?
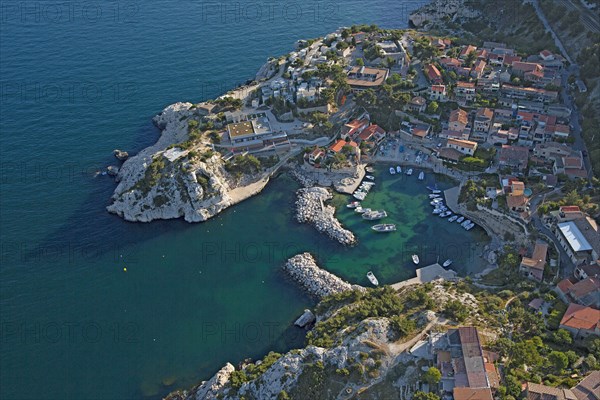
[429,194,441,199]
[365,166,375,173]
[406,168,413,176]
[389,167,396,175]
[443,259,453,267]
[418,171,425,180]
[465,222,475,230]
[347,201,360,209]
[456,216,465,223]
[355,207,371,214]
[353,192,366,200]
[372,224,396,232]
[448,215,458,222]
[461,219,472,227]
[366,271,379,286]
[365,175,375,181]
[439,211,452,218]
[412,254,420,265]
[362,210,387,220]
[396,165,402,173]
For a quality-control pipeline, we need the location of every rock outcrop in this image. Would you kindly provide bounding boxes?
[106,102,271,223]
[283,253,364,299]
[409,0,480,28]
[295,187,356,245]
[113,149,129,161]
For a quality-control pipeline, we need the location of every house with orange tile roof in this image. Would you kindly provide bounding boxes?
[556,276,600,308]
[459,45,478,59]
[472,108,494,140]
[519,241,548,282]
[449,108,470,132]
[570,371,600,400]
[328,139,358,154]
[471,59,487,79]
[356,124,386,143]
[429,84,448,102]
[346,66,389,92]
[424,63,443,84]
[559,303,600,340]
[308,147,326,164]
[407,96,427,113]
[447,138,477,156]
[341,118,369,139]
[454,388,494,400]
[439,57,463,71]
[524,382,577,400]
[455,81,476,104]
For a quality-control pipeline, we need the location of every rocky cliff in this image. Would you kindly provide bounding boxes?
[409,0,480,28]
[107,102,270,223]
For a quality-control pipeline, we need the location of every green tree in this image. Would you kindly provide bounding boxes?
[465,51,476,67]
[422,367,442,385]
[444,300,469,322]
[505,375,522,398]
[552,329,573,345]
[427,101,439,114]
[413,391,440,400]
[356,58,364,66]
[548,351,568,373]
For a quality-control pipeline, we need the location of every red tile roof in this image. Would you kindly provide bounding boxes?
[425,64,442,82]
[560,303,600,331]
[454,388,493,400]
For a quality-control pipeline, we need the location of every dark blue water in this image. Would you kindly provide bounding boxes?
[0,1,439,399]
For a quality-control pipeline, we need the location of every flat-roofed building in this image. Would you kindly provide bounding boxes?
[556,218,600,264]
[346,66,389,92]
[226,115,290,153]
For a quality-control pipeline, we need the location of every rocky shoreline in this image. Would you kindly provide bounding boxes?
[282,253,364,299]
[294,187,356,246]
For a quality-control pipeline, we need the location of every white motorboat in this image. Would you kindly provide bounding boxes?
[367,271,379,286]
[372,224,396,232]
[347,201,361,209]
[362,210,387,220]
[418,171,425,180]
[366,166,375,173]
[465,222,475,231]
[406,168,413,176]
[412,254,420,265]
[456,216,465,223]
[461,219,472,227]
[429,194,441,199]
[389,167,396,175]
[365,175,375,181]
[439,211,452,218]
[448,215,458,222]
[430,198,443,204]
[353,192,366,200]
[433,207,447,214]
[355,207,371,214]
[443,259,453,268]
[396,165,402,173]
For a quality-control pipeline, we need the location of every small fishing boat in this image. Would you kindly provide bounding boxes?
[355,207,371,214]
[365,166,375,173]
[372,224,396,232]
[362,210,387,220]
[431,189,441,194]
[432,207,447,214]
[461,219,472,227]
[412,254,420,265]
[396,165,402,173]
[406,168,413,176]
[353,192,366,200]
[443,259,453,268]
[429,194,441,199]
[365,175,375,181]
[418,171,425,180]
[366,271,379,286]
[456,216,465,223]
[448,215,458,222]
[465,222,475,231]
[347,201,361,208]
[439,211,452,218]
[389,167,396,175]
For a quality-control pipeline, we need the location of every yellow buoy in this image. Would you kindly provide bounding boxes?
[123,267,127,272]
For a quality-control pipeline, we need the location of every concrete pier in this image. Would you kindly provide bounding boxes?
[391,263,458,290]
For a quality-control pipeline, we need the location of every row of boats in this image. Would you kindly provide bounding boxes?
[427,189,476,231]
[366,255,453,286]
[389,165,425,181]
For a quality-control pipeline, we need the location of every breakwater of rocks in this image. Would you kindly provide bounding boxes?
[289,168,315,188]
[295,187,356,246]
[283,253,364,299]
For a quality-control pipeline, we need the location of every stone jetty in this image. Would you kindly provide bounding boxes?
[283,253,363,299]
[295,187,356,245]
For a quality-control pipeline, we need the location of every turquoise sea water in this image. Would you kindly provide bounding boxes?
[0,1,489,399]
